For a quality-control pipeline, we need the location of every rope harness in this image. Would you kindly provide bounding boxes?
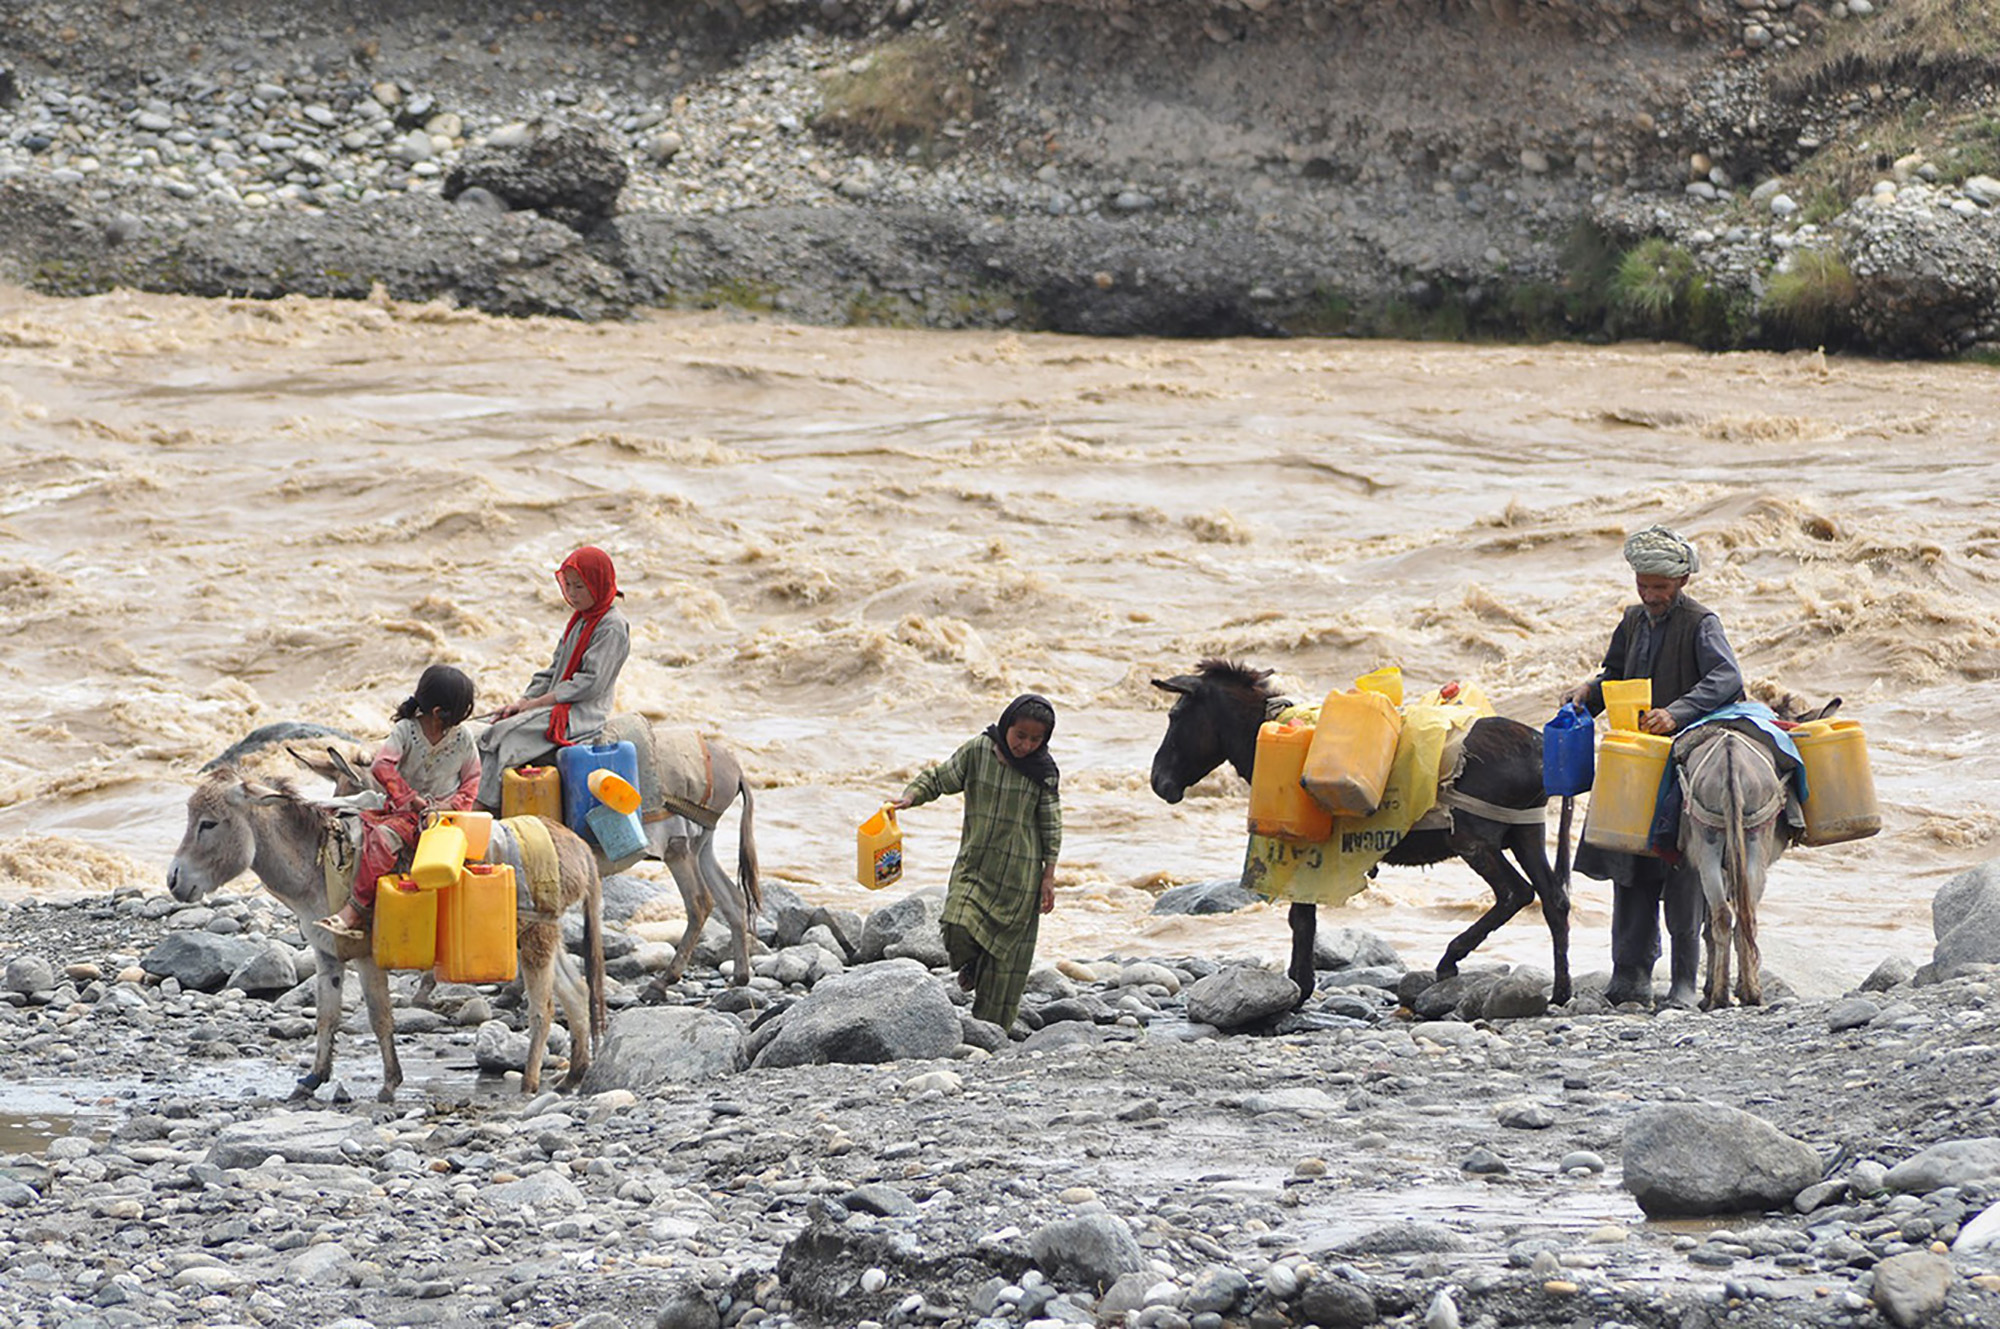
[1679,731,1786,832]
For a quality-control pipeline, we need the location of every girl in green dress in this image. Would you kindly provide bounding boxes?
[893,694,1062,1029]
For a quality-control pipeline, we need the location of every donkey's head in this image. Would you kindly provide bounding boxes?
[1149,658,1280,803]
[166,768,295,902]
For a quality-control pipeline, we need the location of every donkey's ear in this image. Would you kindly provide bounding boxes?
[288,745,336,779]
[327,747,367,787]
[1799,696,1843,723]
[1152,675,1196,696]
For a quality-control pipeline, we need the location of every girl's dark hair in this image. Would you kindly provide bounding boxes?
[395,664,476,728]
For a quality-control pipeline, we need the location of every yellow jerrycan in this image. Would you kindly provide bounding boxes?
[371,874,440,971]
[1301,689,1404,818]
[1354,665,1404,707]
[857,805,903,890]
[1249,720,1334,843]
[1582,730,1672,854]
[1791,718,1882,846]
[438,862,518,984]
[1601,678,1652,733]
[501,765,562,821]
[431,809,492,859]
[408,821,469,891]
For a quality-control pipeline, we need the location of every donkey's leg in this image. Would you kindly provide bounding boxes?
[657,835,713,985]
[519,922,558,1096]
[295,952,345,1099]
[1287,904,1316,1009]
[1736,837,1768,1007]
[1703,899,1730,1011]
[1507,822,1571,1004]
[696,829,754,987]
[1437,838,1536,982]
[358,960,402,1102]
[550,948,593,1089]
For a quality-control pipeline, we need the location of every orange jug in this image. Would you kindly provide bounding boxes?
[501,765,561,822]
[437,862,518,984]
[372,874,440,971]
[1249,720,1334,843]
[1301,689,1403,818]
[857,805,903,890]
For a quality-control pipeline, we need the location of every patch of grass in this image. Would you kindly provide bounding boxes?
[1763,248,1859,348]
[843,288,916,328]
[816,33,976,152]
[696,279,778,313]
[1607,238,1752,349]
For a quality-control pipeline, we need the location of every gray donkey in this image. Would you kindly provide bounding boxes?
[167,767,606,1100]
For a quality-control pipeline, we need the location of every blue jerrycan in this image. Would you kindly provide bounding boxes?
[1542,702,1595,797]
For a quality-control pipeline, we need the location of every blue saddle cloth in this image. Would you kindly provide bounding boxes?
[1647,702,1808,855]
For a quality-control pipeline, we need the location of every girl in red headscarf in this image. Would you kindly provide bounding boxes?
[475,546,630,809]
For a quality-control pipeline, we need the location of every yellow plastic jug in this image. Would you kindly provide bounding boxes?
[1354,666,1404,707]
[501,765,562,821]
[409,821,469,892]
[857,805,903,890]
[587,768,643,817]
[1791,718,1882,846]
[371,874,439,971]
[1581,730,1672,854]
[1249,720,1334,843]
[1602,678,1652,733]
[1301,689,1404,818]
[438,862,518,984]
[431,809,491,860]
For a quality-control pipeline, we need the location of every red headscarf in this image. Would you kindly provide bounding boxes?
[547,546,621,745]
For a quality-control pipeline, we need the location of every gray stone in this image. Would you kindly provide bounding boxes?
[1622,1104,1823,1216]
[225,942,299,995]
[842,1183,918,1216]
[1313,926,1404,972]
[583,1007,746,1090]
[1152,878,1255,915]
[1498,1101,1556,1130]
[1954,1198,2000,1252]
[598,872,670,923]
[1871,1250,1954,1329]
[654,1277,721,1329]
[1185,1266,1249,1314]
[473,1017,569,1073]
[1886,1138,2000,1192]
[752,960,961,1068]
[1861,955,1917,992]
[3,954,56,995]
[1827,997,1880,1032]
[1337,1221,1469,1254]
[485,1170,585,1210]
[1297,1277,1376,1329]
[141,932,264,991]
[444,118,628,230]
[1029,1213,1145,1288]
[206,1111,388,1169]
[1481,966,1552,1019]
[854,889,945,964]
[284,1242,354,1284]
[1184,966,1298,1030]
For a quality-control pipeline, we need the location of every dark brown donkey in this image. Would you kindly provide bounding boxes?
[1148,659,1571,1006]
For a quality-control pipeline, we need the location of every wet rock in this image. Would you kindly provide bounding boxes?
[1479,966,1552,1019]
[225,941,299,994]
[752,959,960,1067]
[1184,965,1297,1030]
[1872,1250,1954,1328]
[206,1111,389,1168]
[1152,878,1255,915]
[1313,926,1404,972]
[1622,1103,1823,1216]
[854,888,944,964]
[1886,1138,2000,1192]
[1029,1213,1145,1288]
[1297,1275,1377,1328]
[473,1017,570,1072]
[140,932,264,991]
[583,1006,746,1089]
[444,118,628,231]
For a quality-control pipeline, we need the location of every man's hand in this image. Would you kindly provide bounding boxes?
[1562,682,1593,709]
[1639,708,1678,735]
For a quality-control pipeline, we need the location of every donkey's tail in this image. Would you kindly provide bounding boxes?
[1554,794,1575,893]
[585,870,608,1045]
[737,776,762,917]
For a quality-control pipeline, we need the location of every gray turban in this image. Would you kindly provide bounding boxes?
[1623,525,1699,578]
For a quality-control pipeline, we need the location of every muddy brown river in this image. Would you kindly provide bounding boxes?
[5,285,1996,993]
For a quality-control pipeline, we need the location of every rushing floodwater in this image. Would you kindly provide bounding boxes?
[4,285,1997,995]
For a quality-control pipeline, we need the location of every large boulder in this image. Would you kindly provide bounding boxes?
[582,1007,747,1091]
[1184,966,1298,1031]
[206,1111,393,1169]
[1885,1138,2000,1193]
[751,960,961,1068]
[1029,1214,1145,1289]
[1925,862,2000,979]
[1622,1104,1823,1216]
[443,119,628,231]
[1152,878,1256,915]
[141,933,265,992]
[225,942,300,995]
[1845,199,2000,355]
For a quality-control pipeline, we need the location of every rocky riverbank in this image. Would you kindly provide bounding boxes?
[6,858,2000,1329]
[2,0,1999,352]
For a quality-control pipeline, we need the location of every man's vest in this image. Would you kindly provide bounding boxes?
[1603,593,1724,711]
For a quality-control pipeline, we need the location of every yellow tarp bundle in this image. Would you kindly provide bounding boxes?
[1244,685,1493,907]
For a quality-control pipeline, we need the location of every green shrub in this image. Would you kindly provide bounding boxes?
[1763,248,1859,348]
[817,36,974,151]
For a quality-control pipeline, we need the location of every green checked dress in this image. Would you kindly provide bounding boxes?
[902,735,1063,1028]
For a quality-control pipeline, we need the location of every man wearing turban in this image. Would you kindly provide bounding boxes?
[1565,524,1745,1008]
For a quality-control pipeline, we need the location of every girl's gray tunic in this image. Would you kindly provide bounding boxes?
[476,608,630,800]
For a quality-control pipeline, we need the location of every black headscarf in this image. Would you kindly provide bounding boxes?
[985,693,1059,790]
